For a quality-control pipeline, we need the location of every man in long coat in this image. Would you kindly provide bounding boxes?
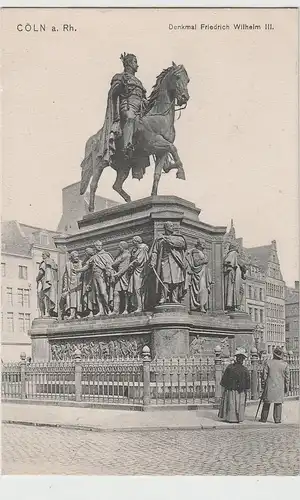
[61,251,83,319]
[78,241,114,316]
[149,221,187,305]
[81,247,97,317]
[259,346,290,424]
[223,242,247,311]
[185,239,213,313]
[128,236,149,313]
[112,241,131,315]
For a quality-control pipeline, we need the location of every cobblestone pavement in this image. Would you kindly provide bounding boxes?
[2,424,299,475]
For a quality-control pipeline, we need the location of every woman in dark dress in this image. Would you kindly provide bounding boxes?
[218,347,250,423]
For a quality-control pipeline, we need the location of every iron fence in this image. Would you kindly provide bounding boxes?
[80,358,143,404]
[25,361,75,401]
[149,357,216,404]
[1,362,22,399]
[1,348,299,406]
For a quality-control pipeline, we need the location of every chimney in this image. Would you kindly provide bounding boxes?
[295,281,299,291]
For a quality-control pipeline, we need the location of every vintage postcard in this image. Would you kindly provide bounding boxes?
[1,7,299,477]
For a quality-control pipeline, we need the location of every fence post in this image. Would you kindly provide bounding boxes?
[288,351,293,395]
[142,346,151,407]
[214,345,222,407]
[250,347,259,400]
[74,349,82,402]
[20,352,26,399]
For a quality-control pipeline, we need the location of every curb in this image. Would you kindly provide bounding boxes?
[2,395,298,412]
[3,419,299,433]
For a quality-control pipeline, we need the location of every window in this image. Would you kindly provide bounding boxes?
[1,263,6,277]
[248,307,252,318]
[6,287,13,306]
[18,265,28,279]
[24,289,30,307]
[260,309,264,323]
[259,288,263,301]
[19,313,25,332]
[17,288,30,307]
[40,233,49,246]
[248,286,252,299]
[254,308,258,322]
[25,313,31,332]
[17,288,23,305]
[7,312,14,332]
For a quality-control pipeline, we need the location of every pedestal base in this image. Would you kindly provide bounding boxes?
[30,307,255,362]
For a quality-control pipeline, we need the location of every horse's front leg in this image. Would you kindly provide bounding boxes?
[168,143,186,180]
[113,164,131,202]
[151,154,167,196]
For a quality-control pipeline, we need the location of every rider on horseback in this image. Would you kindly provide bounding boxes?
[111,53,148,159]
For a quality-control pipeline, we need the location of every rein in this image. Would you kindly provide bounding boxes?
[146,100,187,119]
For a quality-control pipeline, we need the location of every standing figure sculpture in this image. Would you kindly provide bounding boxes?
[112,241,131,315]
[149,222,187,305]
[128,236,149,313]
[61,251,83,319]
[77,241,114,317]
[81,247,97,317]
[185,239,213,313]
[223,242,247,312]
[80,54,190,211]
[36,251,58,318]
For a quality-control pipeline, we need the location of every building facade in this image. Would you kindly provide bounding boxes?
[57,182,119,235]
[285,281,299,355]
[247,240,286,354]
[1,221,63,362]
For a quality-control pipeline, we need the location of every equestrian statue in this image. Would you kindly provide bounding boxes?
[80,53,190,212]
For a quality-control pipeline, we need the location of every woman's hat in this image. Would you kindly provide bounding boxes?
[273,347,284,359]
[234,347,248,358]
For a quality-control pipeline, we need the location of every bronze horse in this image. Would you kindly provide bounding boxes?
[80,63,190,212]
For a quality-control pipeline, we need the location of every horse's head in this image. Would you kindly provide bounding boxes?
[169,62,190,107]
[147,63,190,112]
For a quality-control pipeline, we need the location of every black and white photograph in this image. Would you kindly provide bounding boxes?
[1,6,299,477]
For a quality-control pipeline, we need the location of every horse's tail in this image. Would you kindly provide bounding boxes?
[79,129,101,195]
[80,155,93,195]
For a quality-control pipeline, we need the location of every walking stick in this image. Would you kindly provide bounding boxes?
[254,385,265,421]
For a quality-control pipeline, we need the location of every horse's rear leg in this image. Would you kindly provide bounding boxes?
[113,166,131,203]
[89,160,106,212]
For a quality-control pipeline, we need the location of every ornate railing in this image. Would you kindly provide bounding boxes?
[1,348,299,406]
[149,357,216,404]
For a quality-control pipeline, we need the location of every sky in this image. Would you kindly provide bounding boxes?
[1,8,298,286]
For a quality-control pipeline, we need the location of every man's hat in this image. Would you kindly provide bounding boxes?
[273,346,284,359]
[234,347,248,358]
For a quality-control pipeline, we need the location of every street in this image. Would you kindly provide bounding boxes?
[2,424,299,475]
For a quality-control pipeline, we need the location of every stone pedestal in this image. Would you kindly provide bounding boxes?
[29,308,255,362]
[151,304,190,358]
[30,318,56,362]
[29,196,256,362]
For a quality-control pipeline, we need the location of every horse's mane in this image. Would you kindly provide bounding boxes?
[147,65,174,109]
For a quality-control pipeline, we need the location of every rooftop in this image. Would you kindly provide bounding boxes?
[1,220,62,256]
